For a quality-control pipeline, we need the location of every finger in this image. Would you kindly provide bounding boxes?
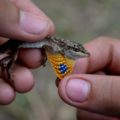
[0,37,8,44]
[74,37,120,74]
[55,70,105,87]
[0,79,15,105]
[12,64,34,93]
[0,36,44,69]
[0,0,54,41]
[58,74,120,117]
[18,48,42,68]
[77,109,119,120]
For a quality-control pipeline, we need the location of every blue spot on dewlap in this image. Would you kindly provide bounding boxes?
[59,64,68,74]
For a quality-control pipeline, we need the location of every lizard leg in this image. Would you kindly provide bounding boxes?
[0,52,18,87]
[40,48,47,66]
[0,56,14,83]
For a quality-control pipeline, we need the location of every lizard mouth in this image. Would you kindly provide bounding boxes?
[82,51,90,57]
[64,50,90,60]
[74,51,90,58]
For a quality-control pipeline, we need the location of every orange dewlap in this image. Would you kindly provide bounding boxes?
[46,52,75,80]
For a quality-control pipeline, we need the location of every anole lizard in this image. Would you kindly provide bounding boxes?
[0,36,90,86]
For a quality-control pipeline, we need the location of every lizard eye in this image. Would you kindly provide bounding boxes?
[73,47,79,51]
[73,44,79,51]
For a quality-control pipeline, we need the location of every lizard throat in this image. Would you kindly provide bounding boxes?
[46,51,75,80]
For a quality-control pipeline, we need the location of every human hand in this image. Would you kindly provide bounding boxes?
[58,37,120,119]
[0,0,54,105]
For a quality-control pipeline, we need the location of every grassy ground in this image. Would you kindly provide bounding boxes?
[1,0,120,120]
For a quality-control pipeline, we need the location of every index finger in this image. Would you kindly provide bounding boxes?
[74,37,120,75]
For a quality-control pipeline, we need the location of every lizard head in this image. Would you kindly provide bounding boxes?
[49,36,90,60]
[63,40,90,60]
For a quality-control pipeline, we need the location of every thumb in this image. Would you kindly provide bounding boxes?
[58,74,120,117]
[0,0,54,41]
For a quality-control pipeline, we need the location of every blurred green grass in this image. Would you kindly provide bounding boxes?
[1,0,120,120]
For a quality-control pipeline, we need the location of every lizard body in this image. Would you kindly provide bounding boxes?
[0,36,90,85]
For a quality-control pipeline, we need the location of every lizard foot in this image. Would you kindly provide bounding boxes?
[0,56,15,88]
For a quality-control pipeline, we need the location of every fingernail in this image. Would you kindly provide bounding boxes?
[20,11,49,34]
[66,78,91,102]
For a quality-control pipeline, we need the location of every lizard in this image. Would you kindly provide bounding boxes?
[0,36,90,86]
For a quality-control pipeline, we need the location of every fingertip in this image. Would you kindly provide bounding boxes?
[58,75,91,106]
[13,65,34,93]
[0,79,15,105]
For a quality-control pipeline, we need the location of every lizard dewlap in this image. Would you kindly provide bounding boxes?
[47,51,75,80]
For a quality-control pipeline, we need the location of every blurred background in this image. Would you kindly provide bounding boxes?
[1,0,120,120]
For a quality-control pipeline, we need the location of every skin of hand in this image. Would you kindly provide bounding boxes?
[0,0,54,105]
[58,37,120,120]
